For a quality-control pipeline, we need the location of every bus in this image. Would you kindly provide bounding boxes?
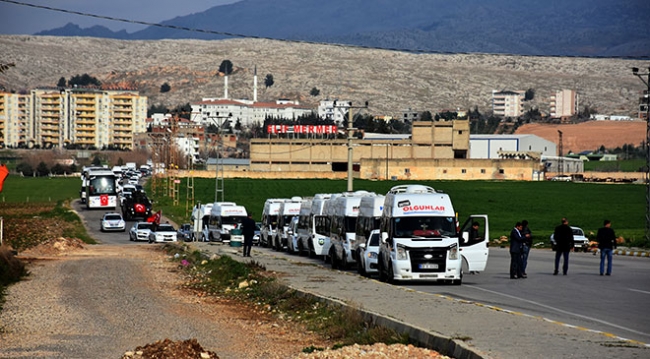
[82,167,118,210]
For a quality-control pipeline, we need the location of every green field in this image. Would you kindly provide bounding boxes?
[0,176,645,245]
[583,159,645,172]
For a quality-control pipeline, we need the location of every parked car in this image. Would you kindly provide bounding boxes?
[177,223,193,242]
[253,222,261,246]
[149,223,178,243]
[550,226,589,252]
[129,221,154,242]
[101,212,126,232]
[357,229,380,276]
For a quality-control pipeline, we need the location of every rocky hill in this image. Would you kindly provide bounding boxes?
[0,35,648,119]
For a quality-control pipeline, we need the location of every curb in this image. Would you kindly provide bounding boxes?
[613,249,650,257]
[189,243,486,359]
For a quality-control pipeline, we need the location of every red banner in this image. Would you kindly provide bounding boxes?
[267,125,337,134]
[100,194,108,206]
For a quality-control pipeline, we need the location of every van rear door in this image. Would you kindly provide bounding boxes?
[459,215,489,272]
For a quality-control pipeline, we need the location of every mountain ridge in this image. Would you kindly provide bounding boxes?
[34,0,650,58]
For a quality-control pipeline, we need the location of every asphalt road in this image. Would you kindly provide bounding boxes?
[74,202,650,345]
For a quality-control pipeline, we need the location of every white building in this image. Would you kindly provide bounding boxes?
[191,98,313,127]
[317,100,354,124]
[550,89,578,118]
[491,90,525,117]
[469,134,557,159]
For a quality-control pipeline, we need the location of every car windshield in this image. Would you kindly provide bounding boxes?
[393,216,457,238]
[157,224,175,232]
[137,223,153,230]
[572,228,584,236]
[369,232,380,246]
[104,214,122,221]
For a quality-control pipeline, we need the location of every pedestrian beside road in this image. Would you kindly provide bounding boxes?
[596,220,617,276]
[521,220,532,276]
[509,222,526,279]
[553,217,574,275]
[241,213,256,257]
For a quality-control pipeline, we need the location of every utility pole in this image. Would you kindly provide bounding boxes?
[632,66,650,243]
[557,130,564,176]
[208,112,232,202]
[333,100,368,191]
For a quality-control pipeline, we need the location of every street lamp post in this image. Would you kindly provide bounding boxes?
[333,101,368,192]
[632,66,650,243]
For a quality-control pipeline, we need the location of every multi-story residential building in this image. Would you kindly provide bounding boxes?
[0,92,32,148]
[317,100,355,124]
[491,90,525,117]
[0,88,147,149]
[550,89,578,119]
[191,98,313,127]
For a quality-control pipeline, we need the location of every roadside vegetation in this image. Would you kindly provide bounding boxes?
[163,244,409,351]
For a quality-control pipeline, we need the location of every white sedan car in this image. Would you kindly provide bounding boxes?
[129,222,154,242]
[357,229,380,276]
[148,223,178,243]
[550,226,589,252]
[101,212,126,232]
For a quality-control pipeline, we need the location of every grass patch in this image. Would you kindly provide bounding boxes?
[584,159,645,172]
[162,244,411,349]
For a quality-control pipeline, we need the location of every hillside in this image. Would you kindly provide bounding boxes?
[0,35,648,120]
[516,121,646,153]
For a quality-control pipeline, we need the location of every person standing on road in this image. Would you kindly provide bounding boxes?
[521,220,532,276]
[553,217,574,275]
[596,219,617,276]
[241,213,256,257]
[509,222,525,279]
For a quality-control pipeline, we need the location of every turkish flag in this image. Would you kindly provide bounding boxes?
[100,194,108,206]
[146,210,162,225]
[0,164,8,193]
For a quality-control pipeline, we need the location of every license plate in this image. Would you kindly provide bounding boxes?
[419,263,439,269]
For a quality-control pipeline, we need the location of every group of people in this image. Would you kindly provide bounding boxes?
[509,218,617,278]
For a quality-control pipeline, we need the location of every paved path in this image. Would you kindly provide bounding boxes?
[190,242,649,359]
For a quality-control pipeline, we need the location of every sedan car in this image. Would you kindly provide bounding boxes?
[129,221,154,242]
[253,222,261,246]
[177,223,194,242]
[357,229,380,276]
[550,226,589,252]
[101,212,126,232]
[148,223,178,243]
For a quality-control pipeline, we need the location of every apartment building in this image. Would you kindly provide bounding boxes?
[191,98,313,127]
[550,89,578,119]
[0,88,147,149]
[0,92,32,147]
[491,90,525,117]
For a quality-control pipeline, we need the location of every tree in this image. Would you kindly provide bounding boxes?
[310,87,320,97]
[68,73,101,87]
[148,104,168,117]
[57,77,67,87]
[117,157,125,166]
[160,82,171,93]
[524,88,535,101]
[219,60,233,75]
[51,163,65,175]
[264,74,274,88]
[16,162,33,177]
[36,162,49,177]
[92,155,102,166]
[420,111,433,121]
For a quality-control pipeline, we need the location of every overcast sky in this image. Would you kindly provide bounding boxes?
[0,0,241,35]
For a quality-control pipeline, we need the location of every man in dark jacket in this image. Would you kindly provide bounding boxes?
[521,220,532,276]
[553,217,574,275]
[596,219,617,276]
[241,213,256,257]
[509,222,525,279]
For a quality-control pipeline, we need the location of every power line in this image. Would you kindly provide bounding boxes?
[2,0,649,60]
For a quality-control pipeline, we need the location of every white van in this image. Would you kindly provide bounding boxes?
[272,197,302,251]
[329,191,373,269]
[261,199,286,247]
[293,197,314,255]
[353,193,385,264]
[378,184,489,285]
[191,203,214,241]
[302,193,333,258]
[205,202,247,243]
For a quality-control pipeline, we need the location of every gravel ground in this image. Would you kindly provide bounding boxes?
[0,244,446,358]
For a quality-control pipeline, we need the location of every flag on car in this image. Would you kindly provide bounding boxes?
[0,164,8,193]
[146,210,162,225]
